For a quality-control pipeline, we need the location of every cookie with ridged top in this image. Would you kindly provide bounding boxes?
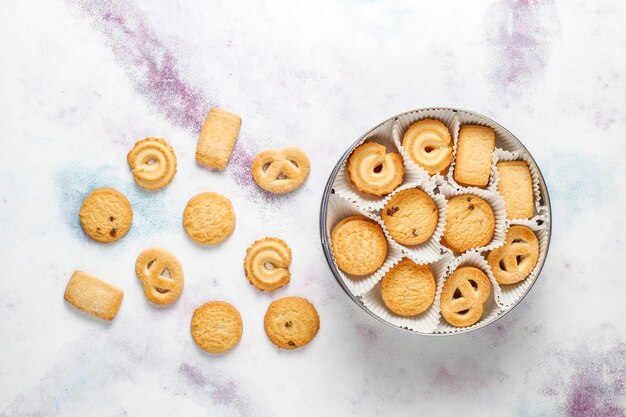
[183,192,235,245]
[191,301,243,354]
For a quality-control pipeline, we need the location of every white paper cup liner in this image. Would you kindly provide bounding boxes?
[494,148,544,217]
[376,181,448,264]
[333,119,428,212]
[326,193,403,296]
[392,108,459,186]
[492,216,550,307]
[361,252,455,333]
[438,183,509,253]
[435,251,503,334]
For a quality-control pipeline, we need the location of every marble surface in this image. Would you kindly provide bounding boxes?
[1,1,625,416]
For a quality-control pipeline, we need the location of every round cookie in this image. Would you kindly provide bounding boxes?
[264,297,319,350]
[331,215,387,276]
[402,119,453,175]
[440,266,491,327]
[135,247,184,305]
[244,237,292,291]
[381,188,438,246]
[251,147,310,194]
[183,192,236,245]
[442,195,495,253]
[381,258,436,316]
[191,301,243,354]
[487,225,539,285]
[79,188,133,243]
[127,137,177,190]
[347,142,404,196]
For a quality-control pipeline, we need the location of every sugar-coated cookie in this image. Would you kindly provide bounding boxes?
[195,108,242,170]
[64,271,124,321]
[454,125,495,188]
[402,119,453,175]
[264,297,319,350]
[244,237,292,291]
[381,188,438,246]
[331,215,387,276]
[79,188,133,243]
[183,192,236,245]
[440,266,491,327]
[135,247,184,305]
[347,142,404,196]
[251,147,310,194]
[191,301,243,354]
[496,161,534,220]
[442,195,495,253]
[487,225,539,285]
[127,137,177,190]
[381,258,436,316]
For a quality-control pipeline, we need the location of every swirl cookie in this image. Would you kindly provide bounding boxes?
[244,237,292,291]
[442,195,495,253]
[331,216,387,276]
[64,271,123,321]
[264,297,319,350]
[440,266,491,327]
[79,188,133,243]
[183,192,236,245]
[347,142,404,196]
[487,225,539,285]
[381,188,438,246]
[381,258,436,316]
[191,301,243,354]
[251,147,310,194]
[135,247,184,305]
[454,125,495,188]
[402,119,453,175]
[127,137,177,190]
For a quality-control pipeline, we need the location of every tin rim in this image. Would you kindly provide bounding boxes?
[319,107,552,336]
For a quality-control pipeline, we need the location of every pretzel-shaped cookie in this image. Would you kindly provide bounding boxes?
[402,119,453,175]
[244,237,292,291]
[135,247,184,305]
[440,266,491,327]
[487,225,539,285]
[347,142,404,196]
[251,147,310,194]
[127,138,177,190]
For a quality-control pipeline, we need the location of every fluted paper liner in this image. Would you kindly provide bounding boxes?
[493,148,543,218]
[326,194,402,296]
[493,216,550,307]
[361,252,454,333]
[392,108,460,186]
[435,251,503,334]
[376,180,448,264]
[334,119,428,212]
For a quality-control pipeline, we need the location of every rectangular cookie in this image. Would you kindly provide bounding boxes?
[496,161,534,219]
[64,271,123,321]
[454,125,495,188]
[195,108,242,170]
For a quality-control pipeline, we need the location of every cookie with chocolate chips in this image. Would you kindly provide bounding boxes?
[264,297,319,350]
[79,188,133,243]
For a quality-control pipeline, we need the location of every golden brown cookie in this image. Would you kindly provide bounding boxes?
[381,258,436,316]
[244,237,292,292]
[251,147,310,194]
[264,297,319,350]
[454,125,495,188]
[496,161,534,220]
[127,137,177,190]
[440,266,491,327]
[442,195,495,253]
[402,119,453,175]
[135,247,184,305]
[79,188,133,243]
[191,301,243,354]
[381,188,438,246]
[331,216,387,276]
[487,225,539,285]
[183,192,236,245]
[64,271,124,321]
[347,142,404,196]
[196,108,242,170]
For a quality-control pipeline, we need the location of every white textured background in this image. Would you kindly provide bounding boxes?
[1,1,625,416]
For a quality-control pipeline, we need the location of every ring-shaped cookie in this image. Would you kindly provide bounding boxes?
[251,147,310,194]
[244,237,292,291]
[402,119,453,175]
[127,137,177,190]
[347,142,404,196]
[135,247,184,305]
